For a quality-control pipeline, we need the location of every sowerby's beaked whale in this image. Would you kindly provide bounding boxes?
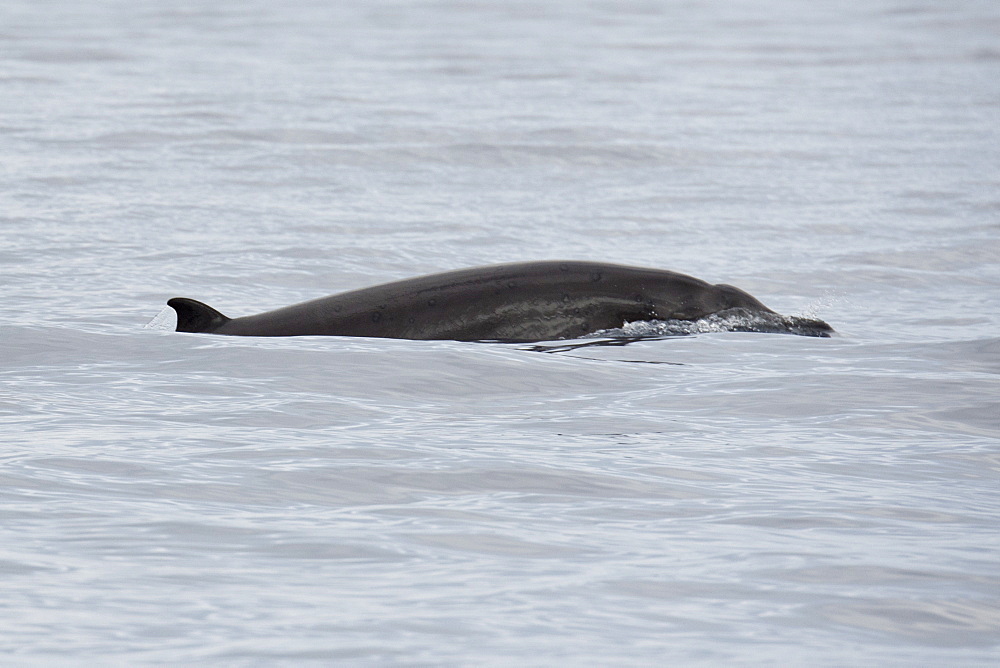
[168,261,832,342]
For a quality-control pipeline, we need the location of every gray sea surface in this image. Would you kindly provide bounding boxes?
[2,0,999,665]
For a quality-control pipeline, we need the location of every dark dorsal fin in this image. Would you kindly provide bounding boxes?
[167,297,231,333]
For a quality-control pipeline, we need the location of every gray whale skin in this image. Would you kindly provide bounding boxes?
[168,261,832,342]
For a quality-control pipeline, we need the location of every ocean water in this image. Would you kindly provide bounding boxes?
[2,0,999,664]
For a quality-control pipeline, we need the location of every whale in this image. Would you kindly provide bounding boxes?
[168,261,832,342]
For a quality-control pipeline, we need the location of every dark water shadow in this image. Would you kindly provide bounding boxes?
[516,336,688,365]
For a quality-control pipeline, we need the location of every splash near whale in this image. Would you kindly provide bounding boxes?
[168,261,832,342]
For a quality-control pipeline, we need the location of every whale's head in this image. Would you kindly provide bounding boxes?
[713,283,775,313]
[778,315,835,337]
[711,284,834,337]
